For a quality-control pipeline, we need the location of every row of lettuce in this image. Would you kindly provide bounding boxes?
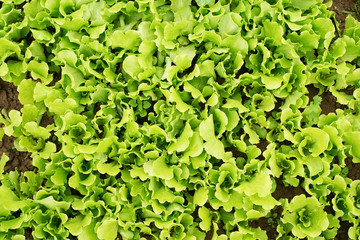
[1,0,360,239]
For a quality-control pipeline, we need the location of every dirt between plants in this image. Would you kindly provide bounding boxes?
[0,79,22,112]
[24,228,33,240]
[0,79,33,173]
[329,0,360,32]
[334,220,353,240]
[248,206,283,240]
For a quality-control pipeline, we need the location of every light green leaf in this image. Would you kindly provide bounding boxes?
[198,207,212,231]
[263,20,283,45]
[344,132,360,162]
[24,122,50,139]
[218,13,240,35]
[168,122,193,153]
[199,115,215,141]
[0,154,9,178]
[148,157,174,180]
[35,196,70,210]
[204,138,225,159]
[261,75,283,90]
[0,186,24,216]
[0,38,21,62]
[194,187,208,206]
[110,30,141,50]
[123,55,142,78]
[199,115,226,159]
[97,219,118,240]
[291,0,318,9]
[65,214,92,236]
[300,128,330,157]
[235,172,272,197]
[18,79,36,105]
[97,162,121,176]
[195,0,211,6]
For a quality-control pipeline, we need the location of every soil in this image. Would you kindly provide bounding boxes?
[307,84,346,115]
[205,222,226,239]
[0,79,22,111]
[272,177,311,201]
[307,84,319,103]
[24,228,33,240]
[39,113,54,128]
[320,90,345,115]
[0,79,33,173]
[1,135,33,173]
[256,138,269,160]
[328,0,360,32]
[216,222,226,236]
[334,221,353,240]
[345,156,360,180]
[248,206,283,240]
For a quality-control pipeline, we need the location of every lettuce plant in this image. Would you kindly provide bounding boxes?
[0,185,28,235]
[295,127,330,158]
[349,220,360,240]
[282,195,329,239]
[346,180,360,218]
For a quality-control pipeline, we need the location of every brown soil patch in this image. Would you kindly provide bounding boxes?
[216,222,226,236]
[0,79,33,173]
[345,156,360,180]
[320,91,345,115]
[339,85,356,96]
[1,135,33,173]
[257,138,269,160]
[248,206,283,239]
[24,228,33,240]
[225,146,248,160]
[205,224,214,240]
[0,79,23,111]
[39,113,54,128]
[334,221,352,240]
[307,84,319,103]
[329,0,360,32]
[272,177,310,201]
[139,233,151,240]
[205,222,226,239]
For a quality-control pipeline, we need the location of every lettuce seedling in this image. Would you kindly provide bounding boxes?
[282,195,329,238]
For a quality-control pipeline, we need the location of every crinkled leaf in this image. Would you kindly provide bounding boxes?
[97,219,118,240]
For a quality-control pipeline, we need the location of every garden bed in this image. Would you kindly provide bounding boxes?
[1,0,360,239]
